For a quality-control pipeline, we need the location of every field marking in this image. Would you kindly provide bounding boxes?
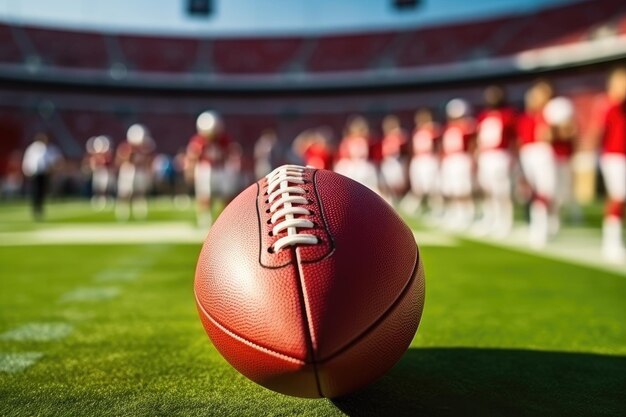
[412,231,458,247]
[59,287,120,303]
[94,270,140,283]
[0,222,206,245]
[59,310,96,322]
[0,323,73,342]
[0,352,43,373]
[0,221,458,247]
[419,224,626,276]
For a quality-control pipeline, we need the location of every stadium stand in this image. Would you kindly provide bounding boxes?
[305,33,396,72]
[0,0,620,77]
[0,0,623,163]
[117,34,200,73]
[60,110,128,145]
[24,26,109,69]
[493,0,625,55]
[212,37,303,74]
[0,24,22,64]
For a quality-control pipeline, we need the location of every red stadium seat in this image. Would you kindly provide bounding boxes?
[0,24,22,64]
[117,35,200,73]
[60,110,127,145]
[212,38,302,74]
[306,33,395,72]
[24,26,109,69]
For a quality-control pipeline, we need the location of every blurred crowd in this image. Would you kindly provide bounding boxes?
[3,67,625,263]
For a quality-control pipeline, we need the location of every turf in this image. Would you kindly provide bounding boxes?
[0,203,624,416]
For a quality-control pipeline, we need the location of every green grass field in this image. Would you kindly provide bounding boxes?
[0,201,624,416]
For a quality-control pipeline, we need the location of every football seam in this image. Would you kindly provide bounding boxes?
[310,246,420,364]
[194,251,420,367]
[194,291,307,365]
[293,247,324,397]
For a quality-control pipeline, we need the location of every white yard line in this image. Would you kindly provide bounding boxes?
[0,323,73,342]
[93,270,141,283]
[0,222,206,245]
[59,287,120,303]
[412,230,458,247]
[0,352,44,373]
[0,222,457,247]
[422,224,626,276]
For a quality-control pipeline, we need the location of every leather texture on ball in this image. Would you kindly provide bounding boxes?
[195,166,425,398]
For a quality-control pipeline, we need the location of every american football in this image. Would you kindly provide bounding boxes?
[195,165,425,397]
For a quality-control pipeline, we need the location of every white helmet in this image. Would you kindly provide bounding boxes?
[196,111,222,136]
[127,124,149,146]
[94,135,111,153]
[446,98,472,119]
[543,96,574,125]
[85,136,96,153]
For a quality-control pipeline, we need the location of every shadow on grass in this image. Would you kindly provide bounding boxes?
[332,347,626,417]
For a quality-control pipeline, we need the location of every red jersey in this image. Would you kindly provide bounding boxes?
[517,111,549,147]
[412,123,441,156]
[442,118,475,156]
[552,138,574,160]
[477,107,517,152]
[88,151,112,169]
[601,101,626,155]
[187,133,230,166]
[339,135,369,160]
[303,142,333,170]
[382,129,407,158]
[116,141,153,169]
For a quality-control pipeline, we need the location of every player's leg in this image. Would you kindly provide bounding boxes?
[32,173,46,220]
[194,162,213,229]
[402,157,423,214]
[440,157,457,227]
[131,168,149,220]
[91,168,108,211]
[600,154,626,262]
[458,154,475,230]
[491,152,513,238]
[475,153,495,235]
[115,162,135,221]
[521,143,556,248]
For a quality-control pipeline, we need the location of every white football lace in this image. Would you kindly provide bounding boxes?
[265,165,318,252]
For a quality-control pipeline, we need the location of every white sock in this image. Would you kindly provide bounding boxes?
[132,198,148,220]
[115,201,130,221]
[602,217,625,263]
[529,201,548,248]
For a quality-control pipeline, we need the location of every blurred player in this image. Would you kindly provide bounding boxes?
[115,124,155,221]
[380,115,408,203]
[407,108,442,215]
[518,80,556,248]
[544,95,579,233]
[152,153,175,197]
[172,148,191,209]
[254,129,279,179]
[292,128,334,170]
[186,110,230,228]
[441,99,476,230]
[22,133,62,220]
[475,86,517,237]
[598,67,626,263]
[222,142,243,202]
[85,135,114,211]
[334,115,379,192]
